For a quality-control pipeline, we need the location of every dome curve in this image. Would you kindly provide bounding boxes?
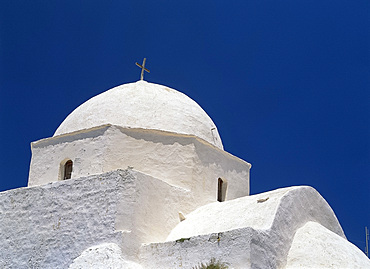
[54,80,223,149]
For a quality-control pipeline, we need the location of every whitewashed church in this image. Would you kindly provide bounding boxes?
[0,61,369,268]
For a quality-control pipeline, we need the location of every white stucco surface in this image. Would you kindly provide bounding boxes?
[2,172,368,268]
[167,186,344,242]
[286,221,370,269]
[156,186,347,268]
[140,186,356,268]
[69,243,142,269]
[4,168,249,268]
[29,125,250,201]
[54,80,223,149]
[140,228,255,269]
[0,171,126,269]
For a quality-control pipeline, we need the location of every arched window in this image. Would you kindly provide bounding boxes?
[217,178,227,202]
[63,160,73,180]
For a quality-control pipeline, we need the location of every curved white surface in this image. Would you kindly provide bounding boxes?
[166,186,344,242]
[286,222,370,269]
[69,243,142,269]
[54,80,223,149]
[166,187,286,241]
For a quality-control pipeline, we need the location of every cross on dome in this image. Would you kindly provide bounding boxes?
[135,58,150,80]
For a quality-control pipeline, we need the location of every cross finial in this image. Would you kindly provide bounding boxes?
[135,58,150,80]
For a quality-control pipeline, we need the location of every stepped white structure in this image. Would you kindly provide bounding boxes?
[0,80,369,268]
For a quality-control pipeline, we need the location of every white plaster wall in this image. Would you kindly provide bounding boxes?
[103,126,250,200]
[103,126,197,191]
[167,186,344,242]
[113,170,194,259]
[3,173,366,269]
[141,220,368,269]
[120,171,192,244]
[157,186,346,269]
[9,167,229,267]
[190,137,250,201]
[112,169,247,261]
[3,169,195,268]
[166,188,286,241]
[29,125,250,203]
[286,222,370,269]
[0,170,127,269]
[28,126,110,186]
[140,228,255,269]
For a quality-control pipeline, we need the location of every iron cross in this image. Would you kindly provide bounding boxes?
[135,58,150,80]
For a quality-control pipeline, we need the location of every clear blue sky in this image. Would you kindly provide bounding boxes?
[1,1,369,252]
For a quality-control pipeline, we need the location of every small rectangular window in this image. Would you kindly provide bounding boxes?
[64,160,73,180]
[218,178,226,202]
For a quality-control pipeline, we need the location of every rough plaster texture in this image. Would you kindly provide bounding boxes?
[286,222,370,269]
[140,186,346,269]
[167,186,344,241]
[28,126,108,186]
[2,169,238,267]
[69,243,142,269]
[113,169,202,259]
[0,170,125,269]
[54,80,223,149]
[140,228,255,269]
[29,125,250,202]
[1,174,368,268]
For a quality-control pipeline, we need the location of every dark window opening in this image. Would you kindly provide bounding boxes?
[218,178,225,202]
[64,160,73,180]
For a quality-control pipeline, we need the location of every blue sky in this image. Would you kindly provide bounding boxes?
[1,1,369,252]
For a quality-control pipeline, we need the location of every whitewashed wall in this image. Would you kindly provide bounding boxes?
[140,186,347,269]
[29,125,250,201]
[0,170,125,268]
[1,169,237,268]
[28,126,110,186]
[2,173,369,268]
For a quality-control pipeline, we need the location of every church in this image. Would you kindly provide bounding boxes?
[0,61,369,268]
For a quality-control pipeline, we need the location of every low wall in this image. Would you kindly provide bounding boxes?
[0,170,128,269]
[140,228,254,269]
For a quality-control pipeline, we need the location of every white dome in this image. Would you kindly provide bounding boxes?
[54,80,223,149]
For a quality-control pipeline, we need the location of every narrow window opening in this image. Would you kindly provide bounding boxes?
[64,160,73,180]
[217,178,226,202]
